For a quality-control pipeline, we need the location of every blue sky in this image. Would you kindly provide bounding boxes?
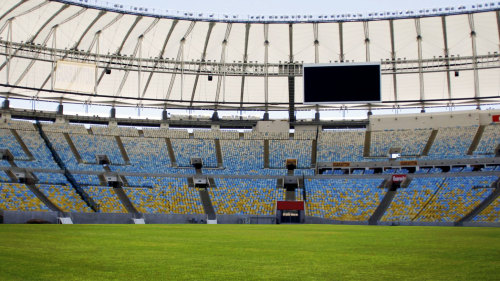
[112,0,484,15]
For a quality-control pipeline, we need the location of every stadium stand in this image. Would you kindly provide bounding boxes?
[209,178,278,215]
[370,129,431,156]
[123,177,204,214]
[317,130,365,162]
[426,126,478,159]
[36,184,91,212]
[269,140,312,168]
[219,140,263,173]
[34,173,68,185]
[117,137,171,173]
[0,128,29,159]
[0,183,49,211]
[83,186,127,213]
[473,197,500,222]
[305,178,385,221]
[414,176,497,222]
[70,134,125,165]
[170,139,218,167]
[15,130,58,169]
[91,125,139,137]
[142,128,189,139]
[193,129,239,140]
[474,124,500,156]
[0,170,10,182]
[382,177,444,222]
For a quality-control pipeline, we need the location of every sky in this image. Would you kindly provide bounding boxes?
[108,0,486,15]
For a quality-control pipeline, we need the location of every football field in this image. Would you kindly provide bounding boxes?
[0,224,498,280]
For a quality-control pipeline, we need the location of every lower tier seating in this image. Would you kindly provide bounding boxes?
[123,177,204,214]
[305,178,385,221]
[83,186,127,213]
[37,184,91,213]
[414,176,496,222]
[473,197,500,222]
[0,183,49,211]
[209,178,280,215]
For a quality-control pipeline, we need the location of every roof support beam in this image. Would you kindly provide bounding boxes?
[264,24,269,113]
[389,19,398,102]
[142,20,178,101]
[0,0,29,22]
[239,23,251,111]
[0,3,68,72]
[497,11,500,51]
[165,22,196,102]
[189,22,216,107]
[95,16,143,91]
[14,7,87,87]
[363,21,370,62]
[288,23,295,122]
[441,16,452,100]
[415,18,425,108]
[313,23,319,63]
[35,10,107,98]
[468,14,480,103]
[114,18,159,99]
[214,23,232,109]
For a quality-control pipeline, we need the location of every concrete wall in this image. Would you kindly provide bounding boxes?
[3,211,59,224]
[368,109,500,130]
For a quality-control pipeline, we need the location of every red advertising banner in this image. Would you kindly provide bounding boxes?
[492,115,500,123]
[392,174,407,183]
[277,201,305,210]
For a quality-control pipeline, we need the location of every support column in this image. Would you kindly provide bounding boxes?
[441,16,452,100]
[468,14,480,106]
[415,18,425,111]
[288,23,295,122]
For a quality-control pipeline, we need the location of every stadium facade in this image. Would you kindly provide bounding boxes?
[0,0,499,225]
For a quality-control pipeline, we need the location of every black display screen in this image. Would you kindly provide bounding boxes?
[303,63,381,104]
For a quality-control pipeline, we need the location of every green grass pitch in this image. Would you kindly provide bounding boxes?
[0,224,499,280]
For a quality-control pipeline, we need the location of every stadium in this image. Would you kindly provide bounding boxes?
[0,0,499,279]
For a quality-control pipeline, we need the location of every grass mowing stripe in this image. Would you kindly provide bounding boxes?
[0,225,498,280]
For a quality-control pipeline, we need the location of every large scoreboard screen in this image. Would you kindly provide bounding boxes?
[303,63,381,104]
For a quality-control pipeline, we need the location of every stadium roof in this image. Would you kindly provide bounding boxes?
[0,0,498,114]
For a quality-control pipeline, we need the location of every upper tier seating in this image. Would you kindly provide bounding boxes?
[209,178,278,215]
[83,186,126,213]
[15,130,58,169]
[0,170,10,181]
[91,125,139,137]
[305,178,385,221]
[293,131,317,140]
[71,134,124,165]
[0,183,49,211]
[193,129,239,140]
[0,120,35,131]
[171,139,217,168]
[269,140,312,169]
[220,140,263,173]
[370,129,431,156]
[142,128,189,139]
[317,130,365,162]
[414,176,497,222]
[37,184,91,212]
[41,123,88,134]
[244,131,289,140]
[123,177,204,214]
[45,132,104,171]
[474,124,500,156]
[0,128,29,159]
[382,177,444,222]
[116,137,171,173]
[426,126,478,159]
[34,172,68,185]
